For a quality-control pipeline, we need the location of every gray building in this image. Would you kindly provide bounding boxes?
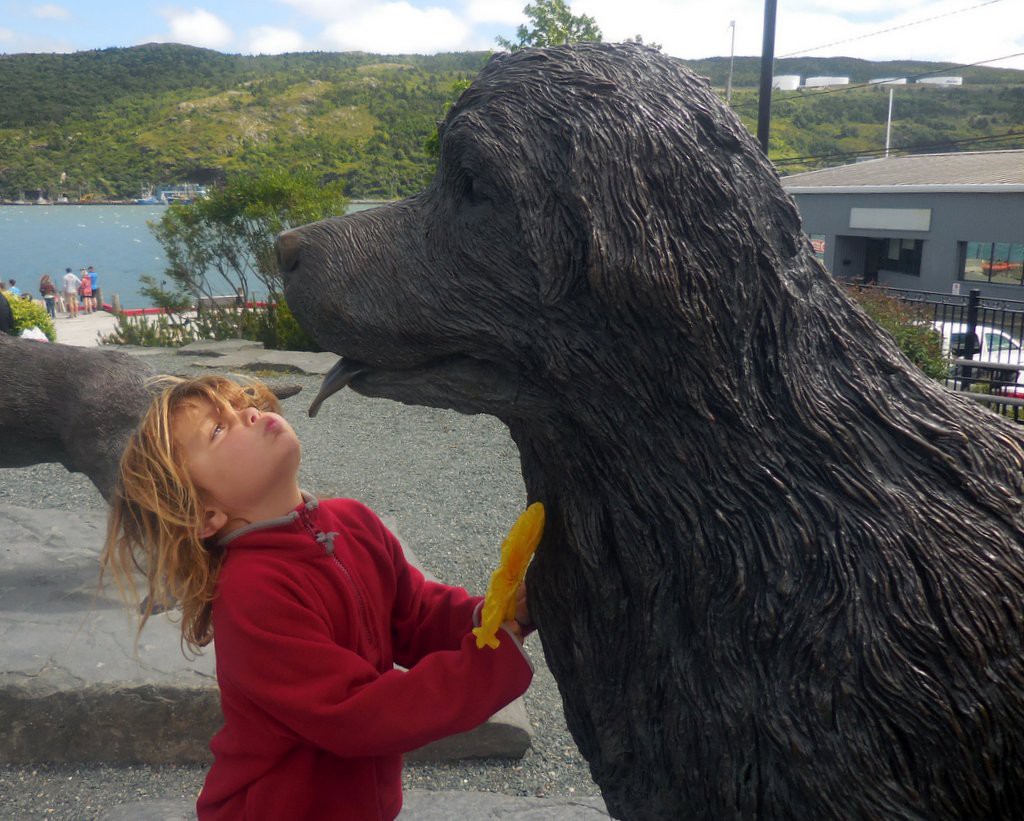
[781,150,1024,299]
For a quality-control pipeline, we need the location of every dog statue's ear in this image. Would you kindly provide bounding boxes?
[520,124,592,307]
[523,108,689,317]
[534,190,591,307]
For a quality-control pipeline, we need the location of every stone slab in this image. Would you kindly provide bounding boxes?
[98,790,610,820]
[105,344,181,358]
[0,504,532,764]
[176,339,265,357]
[0,505,219,764]
[186,348,339,375]
[407,698,531,762]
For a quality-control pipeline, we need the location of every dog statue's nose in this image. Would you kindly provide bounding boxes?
[276,230,302,273]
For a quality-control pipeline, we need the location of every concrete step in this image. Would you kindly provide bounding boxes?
[98,790,610,820]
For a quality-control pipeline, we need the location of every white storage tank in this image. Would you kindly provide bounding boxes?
[803,76,850,88]
[869,77,907,86]
[772,75,801,91]
[917,76,963,86]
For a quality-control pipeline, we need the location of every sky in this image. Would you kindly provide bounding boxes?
[0,0,1022,71]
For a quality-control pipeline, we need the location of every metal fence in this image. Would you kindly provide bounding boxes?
[878,286,1024,423]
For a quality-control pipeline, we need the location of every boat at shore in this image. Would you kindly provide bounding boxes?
[134,183,208,205]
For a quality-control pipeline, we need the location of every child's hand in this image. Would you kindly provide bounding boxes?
[501,619,523,643]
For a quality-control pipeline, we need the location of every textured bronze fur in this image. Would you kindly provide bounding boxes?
[0,334,154,499]
[0,336,302,500]
[279,44,1024,819]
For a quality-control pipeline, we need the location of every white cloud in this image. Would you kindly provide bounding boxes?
[1,0,1021,67]
[31,4,70,20]
[322,2,472,53]
[245,26,305,55]
[768,0,1024,67]
[279,0,364,23]
[565,0,1024,69]
[157,7,234,49]
[463,0,523,26]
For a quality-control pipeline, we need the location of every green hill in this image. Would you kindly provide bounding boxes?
[0,44,1021,199]
[0,45,486,200]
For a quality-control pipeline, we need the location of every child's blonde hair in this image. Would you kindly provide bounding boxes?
[101,374,281,653]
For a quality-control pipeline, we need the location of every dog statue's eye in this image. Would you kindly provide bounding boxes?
[464,175,491,206]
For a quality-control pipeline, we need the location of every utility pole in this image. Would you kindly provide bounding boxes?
[885,87,894,158]
[756,0,778,153]
[726,21,736,104]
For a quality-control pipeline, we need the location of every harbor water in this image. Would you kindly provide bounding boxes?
[0,203,376,309]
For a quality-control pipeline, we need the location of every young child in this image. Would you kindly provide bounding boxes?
[102,375,534,820]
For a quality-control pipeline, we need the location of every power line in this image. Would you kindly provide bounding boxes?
[773,129,1024,168]
[778,0,1007,59]
[729,50,1024,115]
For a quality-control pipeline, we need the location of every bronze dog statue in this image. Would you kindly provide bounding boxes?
[279,43,1024,819]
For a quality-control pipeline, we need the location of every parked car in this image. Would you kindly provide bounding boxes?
[933,321,1024,394]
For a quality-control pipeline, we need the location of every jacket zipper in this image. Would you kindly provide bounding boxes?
[298,508,375,647]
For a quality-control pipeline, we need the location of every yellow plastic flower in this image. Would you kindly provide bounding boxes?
[473,502,545,649]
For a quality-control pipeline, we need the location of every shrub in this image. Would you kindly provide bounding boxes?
[99,298,320,351]
[100,312,194,347]
[845,285,948,381]
[270,301,321,352]
[3,295,57,341]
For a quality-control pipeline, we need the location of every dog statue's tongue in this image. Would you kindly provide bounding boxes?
[308,359,369,417]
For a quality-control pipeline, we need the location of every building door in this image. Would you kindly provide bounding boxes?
[864,238,887,285]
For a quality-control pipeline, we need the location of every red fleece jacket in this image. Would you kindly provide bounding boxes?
[195,496,533,821]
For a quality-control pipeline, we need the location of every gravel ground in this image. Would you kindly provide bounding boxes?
[0,349,601,819]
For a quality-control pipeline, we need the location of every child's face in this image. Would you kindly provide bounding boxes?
[173,397,302,533]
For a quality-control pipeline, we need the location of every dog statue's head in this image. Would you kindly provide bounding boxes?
[280,43,836,424]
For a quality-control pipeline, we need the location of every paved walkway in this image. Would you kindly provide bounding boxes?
[52,309,120,347]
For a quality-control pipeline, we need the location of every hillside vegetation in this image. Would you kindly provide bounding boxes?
[1,44,1022,200]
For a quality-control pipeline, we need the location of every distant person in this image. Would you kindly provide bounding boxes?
[62,267,80,318]
[7,279,21,296]
[87,265,99,310]
[39,274,57,319]
[78,268,93,314]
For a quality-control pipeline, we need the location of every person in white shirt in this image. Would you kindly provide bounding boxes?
[61,267,81,318]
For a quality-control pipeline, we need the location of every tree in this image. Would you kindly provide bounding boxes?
[496,0,602,51]
[424,78,472,160]
[150,169,347,305]
[146,169,346,350]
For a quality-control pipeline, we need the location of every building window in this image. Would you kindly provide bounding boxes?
[963,241,1024,286]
